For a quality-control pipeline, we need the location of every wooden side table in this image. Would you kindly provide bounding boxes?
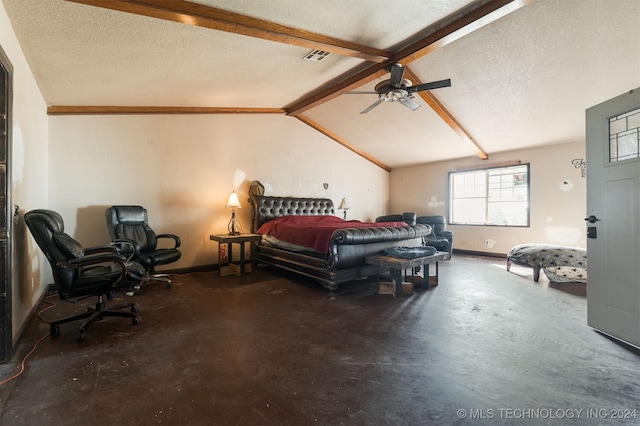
[209,233,262,276]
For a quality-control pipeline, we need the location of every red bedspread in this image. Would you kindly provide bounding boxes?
[256,215,407,253]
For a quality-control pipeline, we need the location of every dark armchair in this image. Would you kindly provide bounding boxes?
[416,215,453,257]
[105,205,181,288]
[24,209,144,342]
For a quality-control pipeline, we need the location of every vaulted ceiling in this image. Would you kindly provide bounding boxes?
[3,0,639,170]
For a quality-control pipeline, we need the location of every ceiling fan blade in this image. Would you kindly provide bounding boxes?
[388,63,405,87]
[407,78,451,93]
[397,97,421,111]
[360,99,384,114]
[342,91,378,95]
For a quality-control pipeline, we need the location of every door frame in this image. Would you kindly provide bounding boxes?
[0,45,12,363]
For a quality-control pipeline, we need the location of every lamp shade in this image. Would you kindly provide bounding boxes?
[338,197,350,210]
[226,192,242,209]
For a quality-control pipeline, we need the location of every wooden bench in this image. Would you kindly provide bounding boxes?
[365,251,450,298]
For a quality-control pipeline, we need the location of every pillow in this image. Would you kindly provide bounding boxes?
[52,233,84,258]
[384,246,437,259]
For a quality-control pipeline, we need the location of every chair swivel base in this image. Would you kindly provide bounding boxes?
[140,272,172,289]
[49,296,141,342]
[152,273,172,288]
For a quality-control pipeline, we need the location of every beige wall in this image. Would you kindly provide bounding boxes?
[389,141,586,255]
[2,2,50,340]
[48,114,389,269]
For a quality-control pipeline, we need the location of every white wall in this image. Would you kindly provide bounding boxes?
[390,141,586,254]
[48,114,389,269]
[1,2,50,340]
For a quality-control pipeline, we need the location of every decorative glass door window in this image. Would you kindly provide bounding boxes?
[609,108,640,162]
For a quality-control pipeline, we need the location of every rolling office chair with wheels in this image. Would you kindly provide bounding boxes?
[105,205,181,288]
[24,209,144,342]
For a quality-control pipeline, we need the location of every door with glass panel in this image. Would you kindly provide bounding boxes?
[586,88,640,348]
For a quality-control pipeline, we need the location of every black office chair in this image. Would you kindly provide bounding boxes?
[105,205,181,288]
[24,209,145,342]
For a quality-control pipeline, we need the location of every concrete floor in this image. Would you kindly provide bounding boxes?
[0,255,638,425]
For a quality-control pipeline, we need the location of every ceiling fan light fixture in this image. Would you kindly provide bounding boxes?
[374,78,412,93]
[379,89,408,102]
[351,62,450,114]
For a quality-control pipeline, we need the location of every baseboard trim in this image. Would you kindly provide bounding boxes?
[12,282,57,349]
[453,249,507,259]
[161,264,218,275]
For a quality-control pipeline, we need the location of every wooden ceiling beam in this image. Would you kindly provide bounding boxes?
[285,67,390,117]
[285,0,527,117]
[47,106,285,115]
[403,67,488,160]
[61,0,532,163]
[295,115,391,172]
[66,0,390,63]
[393,0,534,64]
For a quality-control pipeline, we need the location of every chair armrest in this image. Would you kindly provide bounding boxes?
[61,252,127,266]
[57,253,128,282]
[437,230,453,238]
[84,245,120,255]
[110,238,141,261]
[157,234,181,248]
[401,212,416,225]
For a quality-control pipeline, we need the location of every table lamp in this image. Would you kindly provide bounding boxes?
[338,197,350,220]
[226,191,242,235]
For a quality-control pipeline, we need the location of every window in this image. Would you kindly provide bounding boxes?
[609,108,640,162]
[449,164,529,226]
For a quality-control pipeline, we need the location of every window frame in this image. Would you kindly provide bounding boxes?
[609,107,640,163]
[448,163,530,227]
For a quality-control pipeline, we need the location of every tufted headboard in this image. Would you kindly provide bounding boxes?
[249,195,335,233]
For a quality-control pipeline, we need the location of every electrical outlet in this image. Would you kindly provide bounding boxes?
[484,239,490,246]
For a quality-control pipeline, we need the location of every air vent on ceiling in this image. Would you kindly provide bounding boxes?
[303,49,331,62]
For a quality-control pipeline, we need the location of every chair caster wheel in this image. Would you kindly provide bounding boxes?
[131,304,139,313]
[77,332,87,342]
[132,316,141,325]
[166,283,171,289]
[50,325,60,336]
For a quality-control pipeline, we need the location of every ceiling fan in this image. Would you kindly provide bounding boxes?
[344,63,451,114]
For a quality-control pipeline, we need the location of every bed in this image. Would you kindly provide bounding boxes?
[249,195,433,294]
[506,243,587,283]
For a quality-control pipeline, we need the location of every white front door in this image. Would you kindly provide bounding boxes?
[585,88,640,348]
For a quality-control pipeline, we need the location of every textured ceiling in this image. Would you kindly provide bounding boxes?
[3,0,640,168]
